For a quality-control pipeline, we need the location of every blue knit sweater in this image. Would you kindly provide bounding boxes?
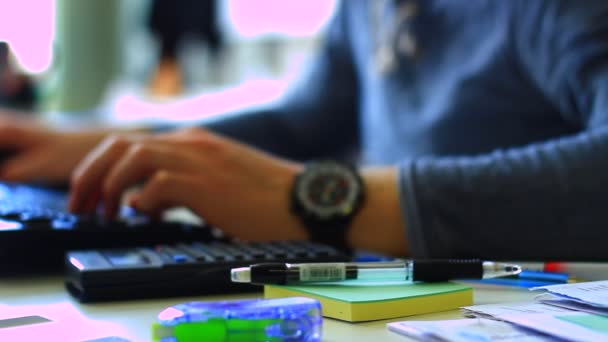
[204,0,608,260]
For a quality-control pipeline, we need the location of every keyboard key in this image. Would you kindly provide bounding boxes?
[0,210,21,220]
[52,219,76,230]
[19,213,51,223]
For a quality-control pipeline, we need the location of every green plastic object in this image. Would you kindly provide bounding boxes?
[152,297,322,342]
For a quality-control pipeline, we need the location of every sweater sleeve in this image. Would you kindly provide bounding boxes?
[203,2,360,161]
[402,0,608,260]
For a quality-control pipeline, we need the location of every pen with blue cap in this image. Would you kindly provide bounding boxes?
[231,259,522,285]
[468,270,571,288]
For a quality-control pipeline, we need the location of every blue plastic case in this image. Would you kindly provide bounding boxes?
[152,297,322,342]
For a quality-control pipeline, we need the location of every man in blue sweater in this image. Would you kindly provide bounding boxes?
[0,0,607,259]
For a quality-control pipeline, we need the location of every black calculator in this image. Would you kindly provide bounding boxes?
[65,240,349,302]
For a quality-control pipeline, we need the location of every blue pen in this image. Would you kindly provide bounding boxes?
[517,270,570,283]
[470,270,570,288]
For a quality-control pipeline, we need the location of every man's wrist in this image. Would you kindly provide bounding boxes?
[347,167,409,257]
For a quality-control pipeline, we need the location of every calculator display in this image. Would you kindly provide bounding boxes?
[104,250,148,266]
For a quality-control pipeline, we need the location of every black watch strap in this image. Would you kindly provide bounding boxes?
[304,220,352,255]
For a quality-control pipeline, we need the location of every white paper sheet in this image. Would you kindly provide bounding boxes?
[387,318,554,342]
[538,296,608,317]
[531,280,608,308]
[498,312,608,342]
[461,301,571,319]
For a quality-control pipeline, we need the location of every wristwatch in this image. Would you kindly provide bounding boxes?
[290,160,365,253]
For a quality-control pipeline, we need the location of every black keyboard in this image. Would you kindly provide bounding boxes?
[65,240,349,302]
[0,182,224,273]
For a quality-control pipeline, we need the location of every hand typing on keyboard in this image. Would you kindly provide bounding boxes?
[0,115,312,244]
[0,112,407,258]
[68,127,309,242]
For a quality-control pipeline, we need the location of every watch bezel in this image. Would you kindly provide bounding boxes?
[291,161,365,223]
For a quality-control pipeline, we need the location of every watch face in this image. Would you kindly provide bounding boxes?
[295,162,363,220]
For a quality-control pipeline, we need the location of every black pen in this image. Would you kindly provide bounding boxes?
[230,259,522,285]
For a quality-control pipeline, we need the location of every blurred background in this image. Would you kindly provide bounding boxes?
[0,0,337,126]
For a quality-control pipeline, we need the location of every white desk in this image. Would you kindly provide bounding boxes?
[0,275,537,341]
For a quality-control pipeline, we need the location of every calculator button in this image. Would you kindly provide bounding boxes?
[176,243,214,262]
[191,242,232,261]
[213,242,250,260]
[155,245,195,264]
[274,241,309,258]
[233,242,267,259]
[259,242,288,258]
[172,254,188,263]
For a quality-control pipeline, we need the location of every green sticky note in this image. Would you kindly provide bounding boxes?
[274,282,471,303]
[556,314,608,333]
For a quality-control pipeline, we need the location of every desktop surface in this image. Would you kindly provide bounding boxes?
[0,181,543,340]
[0,275,538,342]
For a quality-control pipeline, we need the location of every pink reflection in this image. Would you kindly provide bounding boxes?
[227,0,336,37]
[69,256,85,271]
[0,219,22,231]
[113,79,287,123]
[0,0,54,73]
[0,302,134,341]
[157,307,184,321]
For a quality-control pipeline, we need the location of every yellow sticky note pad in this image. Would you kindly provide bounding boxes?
[264,281,472,322]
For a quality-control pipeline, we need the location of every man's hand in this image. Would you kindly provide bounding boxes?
[68,127,309,242]
[0,112,107,184]
[67,126,408,254]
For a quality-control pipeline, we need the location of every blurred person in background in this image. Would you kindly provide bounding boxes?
[147,0,225,97]
[0,0,607,260]
[0,42,36,110]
